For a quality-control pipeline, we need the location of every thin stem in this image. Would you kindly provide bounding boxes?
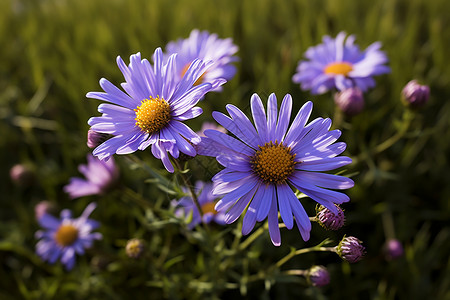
[276,246,336,268]
[238,225,266,251]
[283,269,308,276]
[382,210,396,240]
[172,159,203,218]
[372,110,413,155]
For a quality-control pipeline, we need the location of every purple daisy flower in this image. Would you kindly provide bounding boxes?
[199,93,354,246]
[87,48,225,172]
[293,32,390,94]
[172,181,226,229]
[35,203,102,270]
[165,29,239,91]
[63,154,119,199]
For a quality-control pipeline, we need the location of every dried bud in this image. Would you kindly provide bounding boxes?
[10,164,35,187]
[336,236,366,263]
[334,88,364,116]
[87,129,112,149]
[383,239,404,260]
[307,265,330,287]
[125,238,145,259]
[316,204,345,230]
[401,80,430,108]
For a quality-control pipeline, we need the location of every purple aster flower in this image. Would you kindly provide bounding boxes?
[172,181,226,229]
[165,29,238,91]
[199,93,354,246]
[87,48,225,172]
[63,154,119,199]
[293,32,390,94]
[35,202,102,270]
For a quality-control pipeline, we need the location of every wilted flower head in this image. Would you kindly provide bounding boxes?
[334,87,364,116]
[316,204,345,230]
[293,31,390,95]
[336,236,366,263]
[10,163,35,187]
[87,129,112,149]
[172,181,226,229]
[87,48,225,172]
[165,29,239,91]
[199,93,354,246]
[35,202,102,270]
[401,80,430,108]
[383,238,404,260]
[307,265,330,287]
[125,238,145,259]
[64,154,119,199]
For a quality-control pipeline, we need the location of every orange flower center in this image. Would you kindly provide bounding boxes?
[181,63,206,86]
[54,224,79,246]
[251,141,297,184]
[134,97,171,133]
[324,62,353,76]
[201,202,217,215]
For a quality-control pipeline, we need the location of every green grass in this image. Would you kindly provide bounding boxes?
[1,0,449,299]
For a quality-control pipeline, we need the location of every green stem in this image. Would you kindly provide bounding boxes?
[238,225,266,251]
[172,159,203,218]
[372,110,413,155]
[382,210,396,240]
[275,246,336,268]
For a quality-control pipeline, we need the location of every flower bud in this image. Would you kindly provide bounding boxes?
[87,129,112,149]
[383,239,404,260]
[10,163,35,187]
[307,265,330,287]
[334,88,364,116]
[316,204,345,230]
[401,80,430,108]
[336,236,366,263]
[34,201,57,220]
[125,238,145,259]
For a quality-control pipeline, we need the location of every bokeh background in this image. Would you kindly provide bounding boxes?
[1,0,449,299]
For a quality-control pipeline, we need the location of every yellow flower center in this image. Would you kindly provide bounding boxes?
[181,63,206,86]
[324,62,353,76]
[201,202,216,215]
[54,224,79,247]
[134,97,171,133]
[251,141,297,184]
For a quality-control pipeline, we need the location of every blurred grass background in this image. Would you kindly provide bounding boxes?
[1,0,449,299]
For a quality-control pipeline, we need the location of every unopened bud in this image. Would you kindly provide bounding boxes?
[316,204,345,230]
[334,88,364,116]
[34,201,57,220]
[336,236,366,263]
[401,80,429,108]
[383,239,404,260]
[10,164,35,187]
[307,265,330,287]
[87,129,112,149]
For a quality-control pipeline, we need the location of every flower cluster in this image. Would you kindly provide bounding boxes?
[36,29,382,276]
